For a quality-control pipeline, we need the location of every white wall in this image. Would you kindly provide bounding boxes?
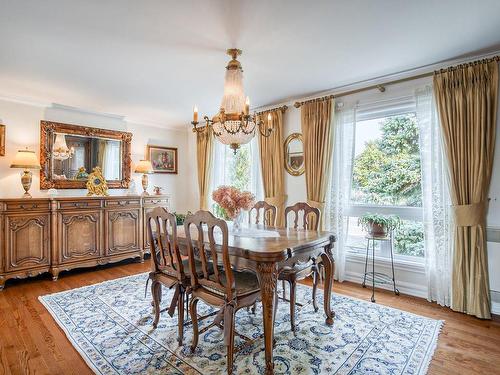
[0,99,192,213]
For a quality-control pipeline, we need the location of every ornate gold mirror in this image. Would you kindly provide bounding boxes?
[40,121,132,189]
[284,133,305,176]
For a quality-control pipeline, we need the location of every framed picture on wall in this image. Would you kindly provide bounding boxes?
[0,125,5,156]
[147,145,178,174]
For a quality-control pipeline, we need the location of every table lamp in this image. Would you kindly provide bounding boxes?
[134,160,153,196]
[10,148,41,198]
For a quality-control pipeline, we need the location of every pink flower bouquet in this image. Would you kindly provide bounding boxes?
[212,186,256,220]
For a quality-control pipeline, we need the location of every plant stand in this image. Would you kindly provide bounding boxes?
[362,233,400,302]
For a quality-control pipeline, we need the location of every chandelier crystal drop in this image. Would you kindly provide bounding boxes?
[191,48,273,153]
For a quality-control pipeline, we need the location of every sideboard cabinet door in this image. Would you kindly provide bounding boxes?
[4,213,51,272]
[106,209,141,255]
[58,211,102,263]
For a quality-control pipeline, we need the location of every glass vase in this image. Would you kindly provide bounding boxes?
[233,211,244,232]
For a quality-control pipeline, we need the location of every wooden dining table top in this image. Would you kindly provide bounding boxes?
[175,224,336,262]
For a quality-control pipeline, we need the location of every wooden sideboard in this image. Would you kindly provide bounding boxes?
[0,195,170,290]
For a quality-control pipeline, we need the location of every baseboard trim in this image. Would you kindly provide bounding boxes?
[343,270,500,317]
[343,270,428,299]
[491,302,500,315]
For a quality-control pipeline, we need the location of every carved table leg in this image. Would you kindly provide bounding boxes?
[320,250,335,325]
[257,261,278,375]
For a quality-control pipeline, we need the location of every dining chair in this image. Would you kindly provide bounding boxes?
[280,202,321,332]
[185,210,261,375]
[147,207,191,345]
[248,200,277,226]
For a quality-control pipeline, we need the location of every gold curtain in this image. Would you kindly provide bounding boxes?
[257,110,286,227]
[433,59,498,319]
[300,98,335,230]
[196,129,213,210]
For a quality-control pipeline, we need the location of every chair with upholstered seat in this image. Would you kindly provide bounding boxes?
[147,207,191,345]
[248,200,277,226]
[280,202,322,332]
[185,210,261,375]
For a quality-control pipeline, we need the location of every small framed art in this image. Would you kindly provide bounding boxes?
[147,145,178,174]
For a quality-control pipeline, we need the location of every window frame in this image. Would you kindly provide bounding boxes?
[344,98,425,264]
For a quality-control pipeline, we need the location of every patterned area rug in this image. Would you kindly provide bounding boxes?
[39,273,442,374]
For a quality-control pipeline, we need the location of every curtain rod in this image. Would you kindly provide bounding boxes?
[294,55,500,108]
[255,105,288,115]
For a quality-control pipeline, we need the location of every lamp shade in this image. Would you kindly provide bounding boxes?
[10,149,40,169]
[134,160,153,174]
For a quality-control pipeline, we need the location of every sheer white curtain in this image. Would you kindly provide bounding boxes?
[326,103,355,282]
[102,141,121,180]
[416,86,452,306]
[209,137,263,210]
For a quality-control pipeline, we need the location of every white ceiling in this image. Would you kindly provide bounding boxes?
[1,0,500,129]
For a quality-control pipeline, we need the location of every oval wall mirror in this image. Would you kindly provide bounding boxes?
[284,133,305,176]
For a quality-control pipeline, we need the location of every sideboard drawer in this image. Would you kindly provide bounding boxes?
[143,197,170,207]
[5,200,50,212]
[58,200,103,210]
[105,198,141,208]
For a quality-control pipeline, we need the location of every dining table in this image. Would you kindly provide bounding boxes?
[175,224,336,375]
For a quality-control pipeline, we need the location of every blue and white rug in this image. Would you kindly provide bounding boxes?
[39,273,442,374]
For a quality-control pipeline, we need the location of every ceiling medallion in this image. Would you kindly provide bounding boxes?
[191,48,273,153]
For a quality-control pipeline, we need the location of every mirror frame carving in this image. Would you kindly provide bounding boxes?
[40,120,132,189]
[284,132,305,176]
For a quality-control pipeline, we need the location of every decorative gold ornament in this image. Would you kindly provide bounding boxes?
[86,167,109,196]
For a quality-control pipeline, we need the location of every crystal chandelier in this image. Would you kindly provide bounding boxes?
[52,133,74,160]
[191,48,273,153]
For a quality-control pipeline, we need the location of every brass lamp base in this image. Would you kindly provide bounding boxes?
[21,169,33,199]
[141,173,149,196]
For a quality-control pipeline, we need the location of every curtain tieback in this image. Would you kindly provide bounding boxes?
[307,199,325,211]
[452,201,487,227]
[265,195,287,207]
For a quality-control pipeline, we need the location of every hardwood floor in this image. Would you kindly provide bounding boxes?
[0,260,499,374]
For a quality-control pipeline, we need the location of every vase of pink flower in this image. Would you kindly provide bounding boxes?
[212,186,256,231]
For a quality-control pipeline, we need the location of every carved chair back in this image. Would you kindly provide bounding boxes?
[146,207,184,281]
[184,210,236,300]
[249,201,277,226]
[284,202,321,230]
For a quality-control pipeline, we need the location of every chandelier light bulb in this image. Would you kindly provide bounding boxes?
[193,105,198,123]
[245,97,250,115]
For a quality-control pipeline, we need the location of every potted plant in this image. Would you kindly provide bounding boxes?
[358,213,400,238]
[173,212,191,226]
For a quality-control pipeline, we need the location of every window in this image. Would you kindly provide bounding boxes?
[345,99,424,261]
[210,137,263,215]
